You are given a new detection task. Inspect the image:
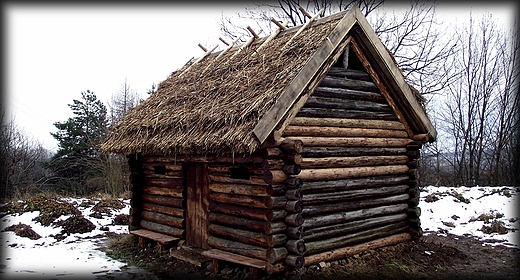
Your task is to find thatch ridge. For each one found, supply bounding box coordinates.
[101,15,341,156]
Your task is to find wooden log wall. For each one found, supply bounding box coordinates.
[260,138,306,269]
[128,154,185,238]
[406,141,422,237]
[281,61,415,265]
[206,158,289,274]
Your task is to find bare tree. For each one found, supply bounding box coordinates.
[440,12,518,186]
[108,78,141,126]
[1,114,52,200]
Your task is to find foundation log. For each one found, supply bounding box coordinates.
[207,236,269,261]
[304,233,412,266]
[304,221,408,255]
[303,213,408,241]
[285,255,305,269]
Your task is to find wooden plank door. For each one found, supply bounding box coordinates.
[185,163,209,249]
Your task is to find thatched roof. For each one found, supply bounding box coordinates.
[101,7,436,156]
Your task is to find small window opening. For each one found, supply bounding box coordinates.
[154,165,167,175]
[230,166,250,180]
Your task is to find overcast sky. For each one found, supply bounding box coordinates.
[3,2,516,152]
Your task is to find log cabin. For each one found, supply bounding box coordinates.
[101,6,436,274]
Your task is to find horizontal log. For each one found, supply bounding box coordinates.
[209,213,286,234]
[303,213,408,241]
[300,155,409,169]
[302,203,408,229]
[326,67,372,81]
[305,96,392,112]
[304,221,408,255]
[301,174,409,194]
[285,189,302,201]
[283,153,303,165]
[267,247,289,264]
[319,76,379,92]
[290,117,405,130]
[142,187,184,198]
[207,236,269,262]
[284,177,303,189]
[287,137,413,148]
[279,139,303,154]
[297,165,409,182]
[285,200,303,213]
[301,147,407,158]
[304,233,412,266]
[285,213,304,226]
[144,177,184,189]
[140,220,184,238]
[282,165,301,175]
[268,185,287,196]
[209,202,287,221]
[209,183,267,196]
[407,207,421,218]
[264,170,288,185]
[296,108,399,120]
[141,203,184,218]
[209,193,287,209]
[208,223,287,248]
[260,148,283,159]
[302,185,409,205]
[302,193,410,217]
[286,239,306,255]
[209,174,267,185]
[286,226,304,240]
[313,86,385,102]
[285,255,305,269]
[141,210,184,229]
[283,126,408,138]
[262,159,285,170]
[142,194,184,208]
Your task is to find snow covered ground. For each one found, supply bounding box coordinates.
[0,186,518,279]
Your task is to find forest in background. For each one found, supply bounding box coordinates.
[1,0,519,202]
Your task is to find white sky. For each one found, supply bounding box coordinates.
[3,2,516,152]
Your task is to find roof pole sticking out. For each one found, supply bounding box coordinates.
[298,6,313,19]
[228,27,263,61]
[203,36,242,72]
[280,7,325,54]
[252,18,289,56]
[178,43,219,77]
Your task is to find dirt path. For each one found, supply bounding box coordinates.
[99,232,520,279]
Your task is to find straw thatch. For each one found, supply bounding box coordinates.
[101,15,342,156]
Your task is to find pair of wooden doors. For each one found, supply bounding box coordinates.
[185,163,209,249]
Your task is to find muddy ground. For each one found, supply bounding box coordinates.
[98,231,520,280]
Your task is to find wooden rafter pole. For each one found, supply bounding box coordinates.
[229,27,263,60]
[280,8,325,53]
[178,43,219,77]
[252,19,289,56]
